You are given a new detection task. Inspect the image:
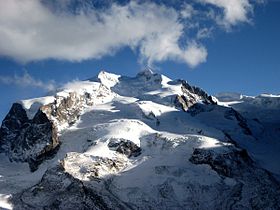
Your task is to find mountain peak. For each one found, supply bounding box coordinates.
[97,70,120,88]
[137,67,154,76]
[1,70,280,209]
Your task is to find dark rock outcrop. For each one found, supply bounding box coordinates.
[224,108,252,135]
[189,147,253,177]
[189,147,280,209]
[0,89,103,171]
[41,91,94,127]
[11,165,129,210]
[12,145,280,210]
[186,103,215,116]
[0,103,29,153]
[174,80,216,111]
[0,103,58,171]
[187,103,256,139]
[108,138,141,158]
[181,81,217,105]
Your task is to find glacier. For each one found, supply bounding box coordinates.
[0,70,280,209]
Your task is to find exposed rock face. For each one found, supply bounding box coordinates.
[0,71,218,172]
[42,91,94,128]
[11,165,129,210]
[62,152,128,181]
[174,80,217,111]
[1,71,280,210]
[0,86,110,171]
[181,81,216,105]
[224,108,252,135]
[0,103,58,171]
[108,138,142,158]
[11,145,280,210]
[189,147,280,209]
[189,147,253,177]
[187,103,254,139]
[186,103,214,116]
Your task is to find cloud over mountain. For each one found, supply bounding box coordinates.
[0,0,255,67]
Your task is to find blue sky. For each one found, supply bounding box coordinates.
[0,0,279,121]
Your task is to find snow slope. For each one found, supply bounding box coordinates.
[1,71,280,209]
[216,92,280,177]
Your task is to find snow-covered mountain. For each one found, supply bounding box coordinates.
[0,70,280,209]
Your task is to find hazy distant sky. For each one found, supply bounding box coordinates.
[0,0,279,121]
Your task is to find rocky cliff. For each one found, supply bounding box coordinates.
[1,70,280,210]
[0,70,216,171]
[0,81,112,171]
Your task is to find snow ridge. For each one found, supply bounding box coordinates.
[1,70,280,210]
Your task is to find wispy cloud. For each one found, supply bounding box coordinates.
[0,72,56,91]
[201,0,252,29]
[0,0,256,68]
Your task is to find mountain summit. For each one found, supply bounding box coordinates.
[0,71,280,209]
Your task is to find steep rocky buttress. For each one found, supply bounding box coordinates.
[1,70,280,210]
[0,84,111,171]
[0,71,215,171]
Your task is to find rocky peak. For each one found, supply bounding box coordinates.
[174,80,217,111]
[0,78,114,171]
[0,103,29,152]
[136,68,162,83]
[0,70,216,171]
[1,70,280,210]
[136,68,154,77]
[0,102,58,171]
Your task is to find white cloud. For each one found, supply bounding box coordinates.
[196,27,213,40]
[180,4,195,19]
[0,0,256,68]
[0,0,208,68]
[182,43,208,68]
[0,72,55,91]
[201,0,252,28]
